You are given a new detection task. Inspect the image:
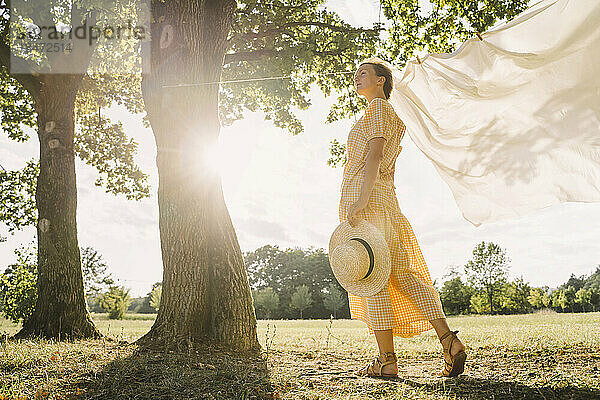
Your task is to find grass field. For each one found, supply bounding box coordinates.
[1,310,599,399]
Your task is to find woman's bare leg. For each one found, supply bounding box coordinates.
[374,329,394,355]
[373,329,398,375]
[430,318,466,357]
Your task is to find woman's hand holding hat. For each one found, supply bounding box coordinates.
[347,197,368,227]
[328,219,391,297]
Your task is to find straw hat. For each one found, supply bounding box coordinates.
[328,220,391,297]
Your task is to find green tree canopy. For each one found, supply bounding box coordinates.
[0,5,151,226]
[559,273,587,292]
[100,286,132,320]
[583,266,600,291]
[469,291,489,315]
[499,277,531,314]
[0,244,115,319]
[81,246,115,299]
[551,287,576,313]
[440,276,474,316]
[290,285,313,319]
[575,288,592,313]
[322,283,345,318]
[0,159,38,234]
[149,284,162,312]
[381,0,531,64]
[589,287,600,312]
[252,287,280,319]
[0,243,37,323]
[244,245,348,319]
[464,241,510,314]
[527,287,551,309]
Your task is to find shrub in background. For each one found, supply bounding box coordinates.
[100,286,131,320]
[0,244,37,323]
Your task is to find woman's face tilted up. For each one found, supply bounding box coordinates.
[353,64,385,98]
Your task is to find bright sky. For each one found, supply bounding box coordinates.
[1,0,599,297]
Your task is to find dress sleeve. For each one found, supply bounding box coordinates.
[363,98,393,142]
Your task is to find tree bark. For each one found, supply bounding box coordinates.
[137,0,259,352]
[15,74,100,339]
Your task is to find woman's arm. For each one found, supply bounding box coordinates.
[347,137,386,226]
[358,137,385,203]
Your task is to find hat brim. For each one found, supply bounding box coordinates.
[329,220,391,297]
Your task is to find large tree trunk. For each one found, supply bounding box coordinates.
[15,74,100,339]
[137,0,259,351]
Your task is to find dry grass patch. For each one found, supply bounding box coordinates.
[0,312,599,399]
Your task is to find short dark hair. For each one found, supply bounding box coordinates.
[359,61,393,99]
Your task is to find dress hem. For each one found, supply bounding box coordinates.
[350,315,439,338]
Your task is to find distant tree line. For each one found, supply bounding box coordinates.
[0,243,163,322]
[2,241,599,322]
[244,245,349,319]
[244,241,600,319]
[439,242,600,315]
[440,269,600,315]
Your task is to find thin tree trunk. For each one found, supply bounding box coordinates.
[137,0,258,352]
[15,74,100,339]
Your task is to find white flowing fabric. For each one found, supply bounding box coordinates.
[388,0,600,227]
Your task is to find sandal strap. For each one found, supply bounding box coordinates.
[438,331,467,377]
[363,357,383,376]
[443,362,453,375]
[361,352,397,377]
[375,352,397,374]
[441,331,459,354]
[439,329,459,343]
[380,352,397,365]
[373,357,383,376]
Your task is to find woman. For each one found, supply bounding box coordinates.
[340,57,467,378]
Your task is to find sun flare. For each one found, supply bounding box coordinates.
[198,138,229,178]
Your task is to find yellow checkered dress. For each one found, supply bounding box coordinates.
[339,97,446,337]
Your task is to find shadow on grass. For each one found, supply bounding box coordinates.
[394,375,600,400]
[76,343,275,400]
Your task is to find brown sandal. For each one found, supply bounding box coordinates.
[356,352,398,378]
[439,330,467,377]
